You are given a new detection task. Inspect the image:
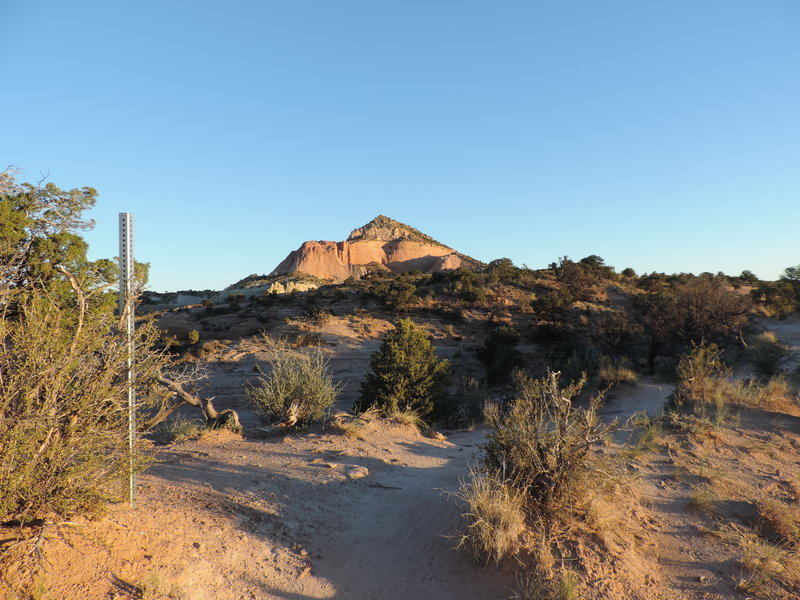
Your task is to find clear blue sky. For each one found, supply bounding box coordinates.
[3,1,798,291]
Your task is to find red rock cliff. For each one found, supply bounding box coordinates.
[271,215,479,280]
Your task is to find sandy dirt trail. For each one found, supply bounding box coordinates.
[287,428,510,600]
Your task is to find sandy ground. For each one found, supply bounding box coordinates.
[36,422,513,600]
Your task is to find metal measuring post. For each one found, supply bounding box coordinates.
[119,213,136,507]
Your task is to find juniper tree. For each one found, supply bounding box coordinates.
[356,318,450,420]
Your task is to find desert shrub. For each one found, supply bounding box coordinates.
[456,468,526,565]
[548,343,600,385]
[485,257,516,284]
[597,355,637,388]
[355,318,450,420]
[187,329,200,345]
[531,287,573,323]
[531,322,568,343]
[547,255,614,301]
[446,376,488,428]
[367,276,418,312]
[0,295,165,524]
[457,370,615,569]
[247,344,341,428]
[750,331,787,378]
[593,311,635,355]
[671,342,730,414]
[196,339,227,358]
[459,279,487,303]
[0,175,169,525]
[292,331,323,347]
[752,280,800,319]
[439,267,488,302]
[477,325,523,385]
[304,305,333,326]
[673,278,751,345]
[482,370,612,511]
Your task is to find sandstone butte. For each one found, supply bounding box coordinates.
[270,215,482,281]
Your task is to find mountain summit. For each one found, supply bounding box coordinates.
[346,215,444,244]
[271,216,480,280]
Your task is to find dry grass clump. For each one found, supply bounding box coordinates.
[598,355,637,388]
[330,406,384,439]
[623,412,664,457]
[511,568,581,600]
[389,408,429,433]
[448,376,486,428]
[456,468,526,565]
[159,415,205,442]
[708,376,795,412]
[736,532,800,594]
[511,569,552,600]
[752,377,796,412]
[195,339,227,358]
[672,342,797,424]
[329,412,367,439]
[687,485,717,514]
[757,496,800,548]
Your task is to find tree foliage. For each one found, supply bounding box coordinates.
[356,318,450,419]
[0,172,169,524]
[550,256,615,301]
[367,274,419,312]
[477,325,523,385]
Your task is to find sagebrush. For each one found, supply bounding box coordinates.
[247,340,341,427]
[482,369,612,511]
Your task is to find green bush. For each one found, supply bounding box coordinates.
[367,275,419,312]
[531,287,574,323]
[356,318,450,420]
[477,325,523,385]
[247,344,341,428]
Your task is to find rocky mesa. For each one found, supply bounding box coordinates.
[271,215,481,280]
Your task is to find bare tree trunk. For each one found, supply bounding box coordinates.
[154,375,241,432]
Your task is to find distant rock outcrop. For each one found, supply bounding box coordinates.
[271,215,481,280]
